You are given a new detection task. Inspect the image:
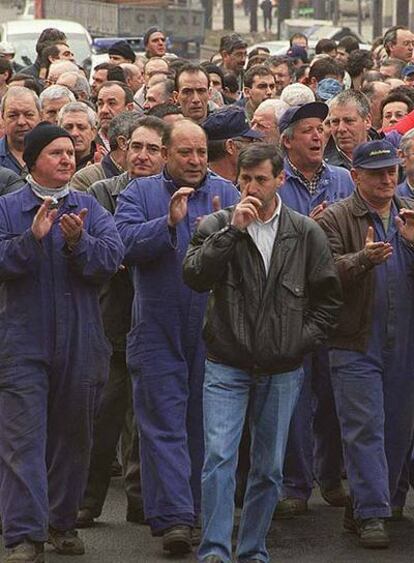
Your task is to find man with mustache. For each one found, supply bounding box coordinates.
[0,87,41,175]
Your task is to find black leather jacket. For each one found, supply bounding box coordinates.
[183,204,342,375]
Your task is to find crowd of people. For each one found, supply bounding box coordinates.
[0,20,414,563]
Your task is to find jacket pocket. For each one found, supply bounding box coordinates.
[280,279,308,360]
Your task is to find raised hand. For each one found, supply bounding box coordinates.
[168,187,195,227]
[60,208,88,248]
[364,226,393,265]
[395,208,414,243]
[231,196,262,230]
[310,200,328,221]
[31,197,58,241]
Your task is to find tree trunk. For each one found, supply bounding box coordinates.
[249,0,258,32]
[396,0,409,25]
[223,0,234,30]
[372,0,383,40]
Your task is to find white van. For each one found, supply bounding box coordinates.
[0,19,92,68]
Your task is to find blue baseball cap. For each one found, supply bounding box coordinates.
[352,140,400,169]
[278,101,328,134]
[402,64,414,77]
[202,106,263,141]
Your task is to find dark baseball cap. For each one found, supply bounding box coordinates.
[278,101,329,134]
[352,140,400,169]
[202,106,263,141]
[402,63,414,77]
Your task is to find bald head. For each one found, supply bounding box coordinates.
[48,61,80,84]
[163,119,208,187]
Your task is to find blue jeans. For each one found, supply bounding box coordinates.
[198,360,303,563]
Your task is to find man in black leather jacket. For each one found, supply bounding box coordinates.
[183,143,342,563]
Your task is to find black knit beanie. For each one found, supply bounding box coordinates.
[108,40,136,63]
[23,121,73,171]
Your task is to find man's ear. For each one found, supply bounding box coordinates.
[126,102,134,112]
[350,167,359,186]
[243,86,251,100]
[225,138,236,156]
[275,169,285,189]
[173,90,179,103]
[161,145,168,162]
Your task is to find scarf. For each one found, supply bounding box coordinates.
[27,174,70,205]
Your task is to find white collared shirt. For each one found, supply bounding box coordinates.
[247,195,281,275]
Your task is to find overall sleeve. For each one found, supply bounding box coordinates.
[114,183,177,264]
[65,198,124,285]
[0,202,44,280]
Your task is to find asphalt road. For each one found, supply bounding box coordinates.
[2,478,414,562]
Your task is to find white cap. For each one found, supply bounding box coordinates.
[0,42,15,55]
[280,83,315,107]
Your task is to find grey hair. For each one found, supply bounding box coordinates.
[57,101,97,128]
[108,110,144,150]
[255,99,289,123]
[58,102,98,128]
[59,72,91,97]
[1,86,40,116]
[399,129,414,154]
[280,123,297,154]
[39,85,75,108]
[328,89,371,119]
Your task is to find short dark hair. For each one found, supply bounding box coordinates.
[208,139,228,162]
[246,54,270,70]
[223,72,239,93]
[380,92,413,117]
[315,39,337,55]
[147,103,183,119]
[266,56,295,78]
[219,33,248,54]
[388,85,414,105]
[0,58,12,82]
[35,28,67,55]
[107,66,126,82]
[244,64,274,88]
[249,46,271,58]
[289,32,307,47]
[237,144,284,179]
[8,73,42,95]
[95,62,117,72]
[347,50,374,78]
[201,62,225,85]
[174,63,209,92]
[337,35,360,53]
[128,115,168,140]
[309,58,342,82]
[98,80,133,104]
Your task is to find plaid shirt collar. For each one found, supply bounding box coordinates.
[287,158,326,195]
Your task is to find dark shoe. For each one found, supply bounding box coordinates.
[202,557,224,563]
[3,541,44,562]
[358,518,390,549]
[126,505,146,525]
[320,483,347,507]
[389,506,404,521]
[76,508,96,528]
[343,500,389,549]
[162,525,192,555]
[273,497,308,519]
[48,528,85,555]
